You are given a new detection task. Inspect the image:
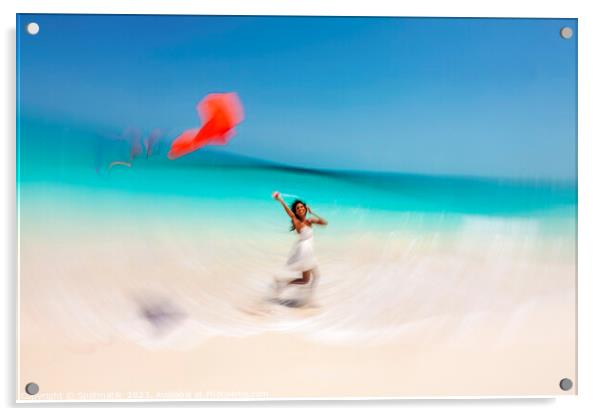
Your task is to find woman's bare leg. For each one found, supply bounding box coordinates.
[288,270,311,285]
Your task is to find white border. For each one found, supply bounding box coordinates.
[3,0,601,413]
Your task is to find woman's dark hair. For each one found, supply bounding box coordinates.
[290,199,307,231]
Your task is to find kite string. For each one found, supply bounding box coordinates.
[272,191,302,200]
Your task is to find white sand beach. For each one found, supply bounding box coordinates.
[17,200,576,399]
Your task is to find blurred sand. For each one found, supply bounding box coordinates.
[18,207,576,400]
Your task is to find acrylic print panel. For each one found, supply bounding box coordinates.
[16,14,577,400]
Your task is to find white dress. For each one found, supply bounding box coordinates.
[286,226,318,272]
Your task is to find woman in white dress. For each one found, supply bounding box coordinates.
[273,193,327,289]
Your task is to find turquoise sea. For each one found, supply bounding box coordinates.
[18,116,576,238]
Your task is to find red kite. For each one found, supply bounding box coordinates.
[167,93,244,160]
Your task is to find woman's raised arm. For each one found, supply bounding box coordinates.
[274,193,297,222]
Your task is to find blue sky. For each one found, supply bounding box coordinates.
[18,15,577,179]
